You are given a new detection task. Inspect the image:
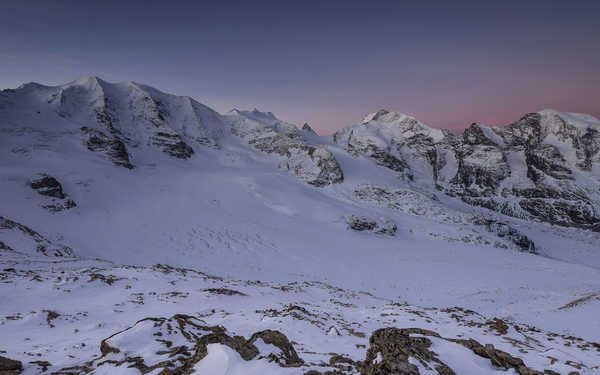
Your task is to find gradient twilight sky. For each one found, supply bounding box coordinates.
[1,1,599,134]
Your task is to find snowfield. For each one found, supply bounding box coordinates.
[0,77,599,374]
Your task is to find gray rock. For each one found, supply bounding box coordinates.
[345,215,397,236]
[29,174,77,212]
[29,174,65,199]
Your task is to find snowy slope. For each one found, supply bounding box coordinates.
[1,77,599,374]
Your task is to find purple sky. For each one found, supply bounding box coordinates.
[1,1,599,134]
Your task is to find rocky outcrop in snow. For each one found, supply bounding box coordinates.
[68,314,303,373]
[0,216,74,256]
[345,214,397,236]
[0,355,22,374]
[471,218,536,253]
[29,174,66,199]
[81,126,133,168]
[29,174,77,212]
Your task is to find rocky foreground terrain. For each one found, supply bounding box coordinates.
[1,77,599,374]
[1,253,598,375]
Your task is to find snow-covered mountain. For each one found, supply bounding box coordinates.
[1,77,599,374]
[333,109,600,231]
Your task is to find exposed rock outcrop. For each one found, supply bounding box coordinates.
[81,126,133,168]
[248,329,304,367]
[66,314,303,374]
[345,215,397,236]
[29,174,65,199]
[150,130,194,159]
[0,215,74,257]
[472,218,536,253]
[29,174,77,212]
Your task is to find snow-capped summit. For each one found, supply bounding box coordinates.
[361,109,409,124]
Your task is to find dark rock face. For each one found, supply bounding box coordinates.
[452,124,510,197]
[346,215,397,236]
[335,110,600,232]
[151,131,194,159]
[0,356,22,375]
[518,199,599,229]
[29,175,65,199]
[81,126,133,168]
[29,174,77,212]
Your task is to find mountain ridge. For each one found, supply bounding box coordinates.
[2,77,599,231]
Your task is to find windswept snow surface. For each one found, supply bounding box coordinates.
[1,78,599,374]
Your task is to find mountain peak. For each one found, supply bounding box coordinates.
[302,123,317,134]
[361,109,414,124]
[66,76,107,87]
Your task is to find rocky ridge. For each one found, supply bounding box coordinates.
[333,109,600,231]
